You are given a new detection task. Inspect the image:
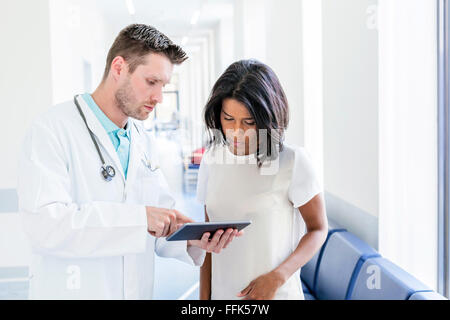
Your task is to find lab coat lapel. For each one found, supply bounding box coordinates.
[125,120,144,189]
[75,95,126,183]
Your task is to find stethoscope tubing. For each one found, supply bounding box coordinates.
[74,95,116,181]
[73,95,159,181]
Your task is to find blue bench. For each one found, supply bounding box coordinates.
[300,220,447,300]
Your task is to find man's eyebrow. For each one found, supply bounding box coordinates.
[147,76,169,84]
[147,76,162,82]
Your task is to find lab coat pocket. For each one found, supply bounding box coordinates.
[139,167,161,206]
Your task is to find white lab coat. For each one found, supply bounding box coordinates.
[17,96,205,299]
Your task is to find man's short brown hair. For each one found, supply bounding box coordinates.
[102,24,188,80]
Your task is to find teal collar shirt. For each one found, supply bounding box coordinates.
[82,93,131,179]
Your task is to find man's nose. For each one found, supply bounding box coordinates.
[151,89,163,104]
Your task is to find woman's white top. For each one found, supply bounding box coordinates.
[196,143,323,300]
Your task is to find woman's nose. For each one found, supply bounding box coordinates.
[232,125,243,136]
[232,122,245,133]
[231,128,249,141]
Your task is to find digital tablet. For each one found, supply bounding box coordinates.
[166,220,251,241]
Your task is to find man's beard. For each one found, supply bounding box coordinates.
[115,79,147,121]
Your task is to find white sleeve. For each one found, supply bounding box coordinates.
[288,146,323,208]
[154,238,206,266]
[195,155,209,204]
[17,119,148,258]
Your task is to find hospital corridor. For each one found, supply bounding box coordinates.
[0,0,449,303]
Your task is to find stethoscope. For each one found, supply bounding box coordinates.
[73,95,159,182]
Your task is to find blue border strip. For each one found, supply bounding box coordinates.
[344,253,381,300]
[312,228,346,293]
[437,0,450,298]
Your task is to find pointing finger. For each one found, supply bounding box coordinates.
[173,210,194,224]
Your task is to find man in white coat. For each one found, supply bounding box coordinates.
[17,24,241,299]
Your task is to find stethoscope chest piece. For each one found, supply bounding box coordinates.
[101,164,115,181]
[74,95,118,182]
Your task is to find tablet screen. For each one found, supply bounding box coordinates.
[166,221,251,241]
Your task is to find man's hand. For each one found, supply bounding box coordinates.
[187,228,244,254]
[145,206,193,238]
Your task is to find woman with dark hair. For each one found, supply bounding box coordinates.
[197,59,328,300]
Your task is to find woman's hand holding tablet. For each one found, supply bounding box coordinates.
[167,221,250,254]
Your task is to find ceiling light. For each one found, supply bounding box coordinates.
[125,0,135,16]
[190,10,200,25]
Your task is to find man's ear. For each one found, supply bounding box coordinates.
[110,56,127,81]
